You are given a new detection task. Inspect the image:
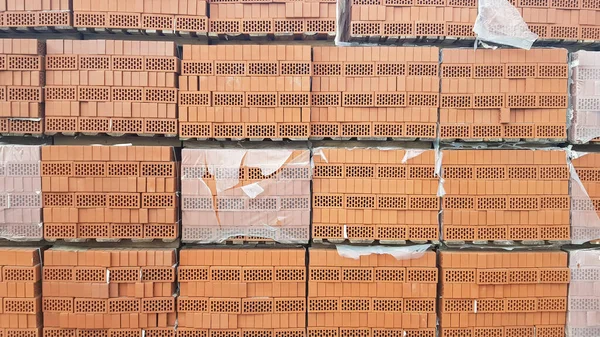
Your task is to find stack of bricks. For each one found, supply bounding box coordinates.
[177,247,306,337]
[308,246,437,337]
[441,149,570,242]
[570,153,600,242]
[181,147,311,243]
[312,147,439,242]
[179,45,311,140]
[0,247,43,337]
[72,0,208,33]
[42,247,177,337]
[44,40,179,136]
[0,145,43,240]
[440,48,568,142]
[311,46,438,140]
[208,0,335,37]
[439,250,569,337]
[348,0,476,41]
[567,248,600,337]
[518,2,600,41]
[0,38,44,135]
[41,145,179,241]
[0,0,70,28]
[569,51,600,143]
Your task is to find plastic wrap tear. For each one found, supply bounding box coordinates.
[336,244,431,260]
[473,0,538,49]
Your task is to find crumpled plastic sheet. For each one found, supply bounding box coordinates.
[0,145,43,241]
[473,0,538,49]
[569,51,600,144]
[336,244,431,260]
[567,248,600,337]
[181,145,311,244]
[569,149,600,244]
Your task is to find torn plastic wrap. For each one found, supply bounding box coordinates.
[336,244,431,260]
[569,151,600,244]
[181,145,311,244]
[569,51,600,144]
[473,0,538,49]
[312,145,440,243]
[567,248,600,337]
[0,145,42,241]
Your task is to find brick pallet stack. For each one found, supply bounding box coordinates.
[179,45,311,140]
[41,145,178,241]
[44,39,178,136]
[440,48,568,142]
[181,146,311,243]
[0,145,43,240]
[567,248,600,337]
[570,153,600,243]
[0,247,43,337]
[0,38,44,135]
[308,246,437,337]
[42,247,177,337]
[0,0,70,28]
[569,51,600,144]
[312,147,439,242]
[72,0,208,33]
[311,46,438,140]
[441,149,570,242]
[208,0,335,37]
[177,247,306,337]
[347,0,476,40]
[439,250,569,337]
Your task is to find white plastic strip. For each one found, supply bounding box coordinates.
[336,244,431,260]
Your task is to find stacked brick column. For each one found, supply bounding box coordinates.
[441,149,570,242]
[177,247,306,337]
[571,153,600,242]
[0,38,44,135]
[0,0,70,28]
[439,250,569,337]
[0,145,43,240]
[311,46,438,140]
[518,1,600,41]
[181,147,311,243]
[348,0,476,40]
[312,147,439,242]
[308,246,437,337]
[208,0,335,37]
[44,40,178,136]
[567,249,600,337]
[41,145,178,241]
[72,0,208,33]
[0,247,43,337]
[179,45,311,140]
[569,51,600,143]
[42,247,177,337]
[440,48,568,142]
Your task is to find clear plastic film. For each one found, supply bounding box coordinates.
[181,144,311,244]
[569,51,600,144]
[0,145,42,241]
[569,149,600,244]
[473,0,538,49]
[336,244,431,260]
[567,248,600,337]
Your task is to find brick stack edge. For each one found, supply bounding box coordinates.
[181,147,311,243]
[42,247,177,337]
[312,147,439,242]
[439,250,569,337]
[41,145,179,241]
[44,40,178,136]
[571,153,600,243]
[177,247,306,337]
[0,145,43,240]
[0,247,43,337]
[0,39,44,135]
[0,0,70,27]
